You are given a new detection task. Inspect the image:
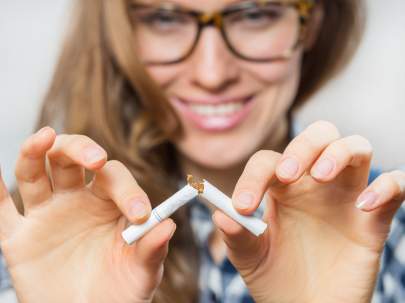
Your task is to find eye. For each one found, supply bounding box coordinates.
[138,10,189,32]
[229,6,284,28]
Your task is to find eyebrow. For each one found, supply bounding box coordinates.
[131,0,255,12]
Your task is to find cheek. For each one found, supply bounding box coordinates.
[144,64,186,89]
[240,50,303,83]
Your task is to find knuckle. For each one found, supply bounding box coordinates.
[294,123,340,154]
[15,166,43,183]
[379,172,392,182]
[55,134,93,149]
[55,134,69,143]
[309,120,340,137]
[120,187,148,206]
[248,150,280,168]
[390,170,405,178]
[65,135,95,151]
[49,135,106,164]
[48,134,69,154]
[332,136,372,168]
[252,149,279,161]
[324,140,350,161]
[103,160,136,182]
[292,133,319,153]
[104,160,126,172]
[20,135,44,158]
[348,135,373,153]
[71,134,96,145]
[380,172,401,194]
[389,170,405,191]
[238,150,280,189]
[20,140,35,157]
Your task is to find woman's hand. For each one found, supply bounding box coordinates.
[213,121,405,303]
[0,127,175,303]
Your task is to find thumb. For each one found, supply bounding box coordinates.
[121,218,176,299]
[212,210,269,274]
[132,218,176,273]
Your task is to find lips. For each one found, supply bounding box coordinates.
[170,95,255,132]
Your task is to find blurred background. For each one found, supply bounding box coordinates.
[1,0,405,192]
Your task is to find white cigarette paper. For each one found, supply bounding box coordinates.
[122,184,199,245]
[122,176,268,245]
[201,180,268,236]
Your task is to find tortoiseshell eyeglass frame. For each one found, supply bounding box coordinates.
[129,0,316,65]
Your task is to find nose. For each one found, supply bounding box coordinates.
[189,28,239,93]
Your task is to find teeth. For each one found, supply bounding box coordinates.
[189,102,244,116]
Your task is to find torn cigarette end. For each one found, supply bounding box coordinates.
[187,174,204,194]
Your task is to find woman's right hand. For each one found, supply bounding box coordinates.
[0,127,175,303]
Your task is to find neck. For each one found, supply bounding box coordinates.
[178,118,290,197]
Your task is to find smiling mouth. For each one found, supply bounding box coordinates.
[177,96,254,117]
[170,95,256,132]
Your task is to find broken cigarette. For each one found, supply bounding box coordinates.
[122,175,268,245]
[121,183,199,245]
[199,179,268,237]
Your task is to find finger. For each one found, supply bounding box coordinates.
[212,210,268,273]
[232,150,282,215]
[310,135,373,184]
[0,170,22,239]
[356,170,405,212]
[355,171,405,247]
[276,120,341,183]
[47,134,107,191]
[114,217,175,297]
[134,219,176,271]
[89,160,151,224]
[15,127,56,209]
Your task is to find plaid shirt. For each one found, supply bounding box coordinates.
[0,169,404,303]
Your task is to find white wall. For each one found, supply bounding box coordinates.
[295,0,405,170]
[0,0,71,189]
[1,0,405,191]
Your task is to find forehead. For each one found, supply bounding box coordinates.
[138,0,245,12]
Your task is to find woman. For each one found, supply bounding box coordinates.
[0,0,404,302]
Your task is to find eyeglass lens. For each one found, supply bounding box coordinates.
[130,2,300,64]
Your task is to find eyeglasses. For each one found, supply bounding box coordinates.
[129,0,316,65]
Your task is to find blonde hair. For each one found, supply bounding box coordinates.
[34,0,365,301]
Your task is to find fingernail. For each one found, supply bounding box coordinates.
[83,147,105,164]
[278,157,299,179]
[356,191,379,210]
[235,192,255,209]
[129,200,148,220]
[312,157,335,179]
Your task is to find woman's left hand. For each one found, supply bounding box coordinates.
[213,120,405,303]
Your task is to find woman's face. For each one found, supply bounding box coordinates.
[138,0,304,169]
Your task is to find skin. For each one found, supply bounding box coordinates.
[0,0,404,303]
[0,129,175,303]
